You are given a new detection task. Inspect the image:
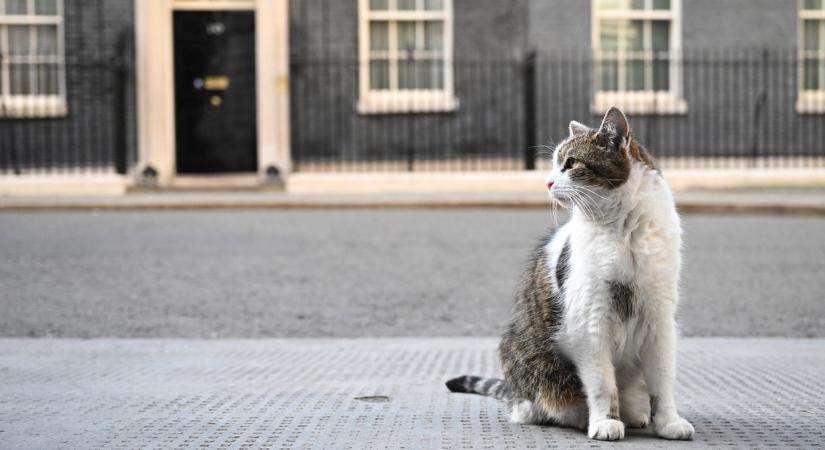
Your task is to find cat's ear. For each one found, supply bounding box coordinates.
[597,106,630,149]
[568,120,590,137]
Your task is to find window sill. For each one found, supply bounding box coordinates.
[0,97,68,118]
[591,92,687,115]
[796,93,825,114]
[357,92,459,115]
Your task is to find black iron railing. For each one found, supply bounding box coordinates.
[292,49,825,171]
[4,48,825,175]
[0,58,132,175]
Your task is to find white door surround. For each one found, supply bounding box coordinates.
[134,0,290,187]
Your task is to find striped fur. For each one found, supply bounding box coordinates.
[446,233,586,427]
[445,375,513,401]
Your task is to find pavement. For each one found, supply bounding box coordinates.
[1,187,825,215]
[1,337,823,449]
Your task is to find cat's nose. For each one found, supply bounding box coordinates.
[546,180,554,190]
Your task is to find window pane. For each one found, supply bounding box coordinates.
[399,59,415,88]
[36,63,59,95]
[4,0,28,14]
[8,25,31,56]
[630,0,645,10]
[598,59,619,91]
[397,0,416,10]
[626,20,644,52]
[369,22,389,51]
[424,0,443,10]
[426,59,444,89]
[424,21,443,51]
[653,60,669,90]
[10,64,32,94]
[804,20,819,51]
[369,60,389,89]
[652,21,669,91]
[626,59,645,90]
[36,26,58,56]
[398,59,442,89]
[35,0,58,15]
[804,59,819,90]
[651,20,669,52]
[652,0,670,10]
[599,20,620,52]
[397,21,417,52]
[804,0,823,10]
[369,0,388,10]
[410,59,442,89]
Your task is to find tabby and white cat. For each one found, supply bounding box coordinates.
[447,107,694,441]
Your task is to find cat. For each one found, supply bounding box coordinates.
[446,107,694,441]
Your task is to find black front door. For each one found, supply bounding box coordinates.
[174,11,257,174]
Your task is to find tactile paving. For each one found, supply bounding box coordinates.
[0,338,823,449]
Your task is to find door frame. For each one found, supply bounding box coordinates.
[134,0,290,186]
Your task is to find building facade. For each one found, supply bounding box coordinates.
[0,0,822,187]
[0,1,135,176]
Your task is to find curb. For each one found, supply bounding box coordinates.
[675,202,825,216]
[1,195,824,215]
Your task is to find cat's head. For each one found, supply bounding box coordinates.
[547,106,656,216]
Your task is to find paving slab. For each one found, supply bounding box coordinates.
[1,338,823,449]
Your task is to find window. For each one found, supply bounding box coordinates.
[799,0,825,113]
[358,0,457,114]
[591,0,685,114]
[0,0,65,117]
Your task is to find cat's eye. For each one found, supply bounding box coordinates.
[561,158,576,172]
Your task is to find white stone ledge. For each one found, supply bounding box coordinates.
[0,174,128,196]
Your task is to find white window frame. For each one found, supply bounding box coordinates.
[798,0,825,114]
[357,0,458,114]
[0,0,67,118]
[590,0,686,115]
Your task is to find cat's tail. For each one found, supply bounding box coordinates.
[445,375,512,401]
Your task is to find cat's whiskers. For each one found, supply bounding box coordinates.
[572,185,608,201]
[575,189,604,221]
[574,191,598,220]
[549,200,560,228]
[559,188,597,220]
[533,143,557,160]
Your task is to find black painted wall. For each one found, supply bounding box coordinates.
[0,0,136,174]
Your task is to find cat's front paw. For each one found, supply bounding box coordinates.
[588,418,625,441]
[654,417,694,440]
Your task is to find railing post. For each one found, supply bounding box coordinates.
[523,51,537,171]
[113,30,129,175]
[405,49,415,172]
[750,48,769,168]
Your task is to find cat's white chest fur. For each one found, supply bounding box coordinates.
[553,167,682,369]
